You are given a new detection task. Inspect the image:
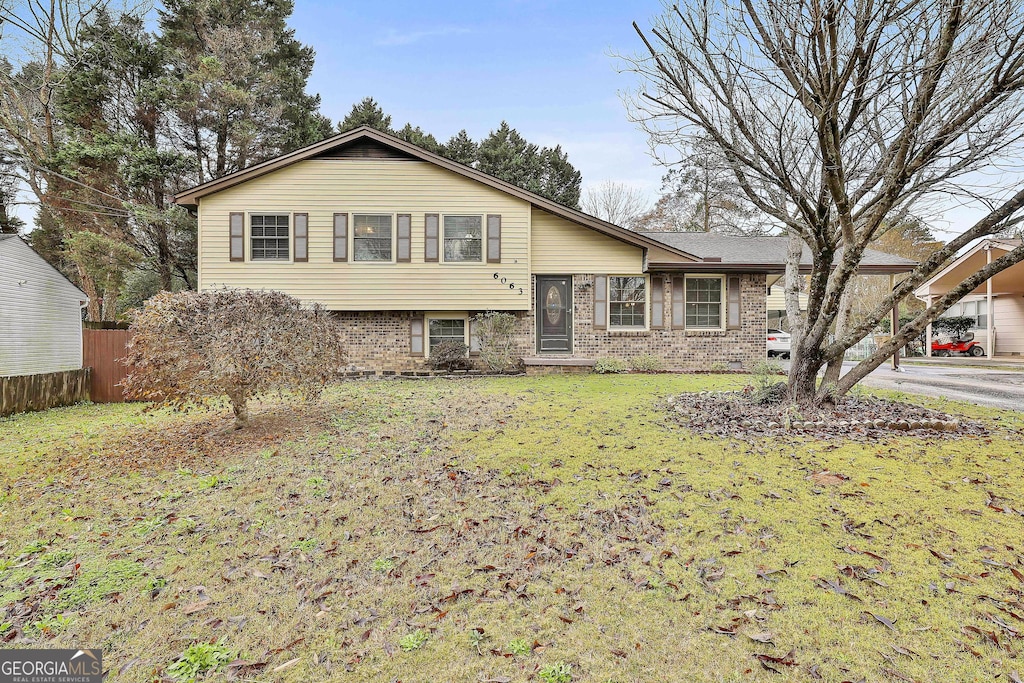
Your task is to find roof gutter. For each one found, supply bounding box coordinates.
[647,262,917,275]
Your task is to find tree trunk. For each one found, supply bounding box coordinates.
[789,343,823,403]
[78,268,102,321]
[229,390,249,429]
[820,284,856,394]
[215,114,229,178]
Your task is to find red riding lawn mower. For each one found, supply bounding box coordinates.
[931,331,985,357]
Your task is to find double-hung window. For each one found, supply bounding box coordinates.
[250,214,290,260]
[443,215,483,262]
[353,214,393,262]
[685,276,724,329]
[609,276,647,329]
[427,317,467,354]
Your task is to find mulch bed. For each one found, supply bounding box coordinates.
[668,390,989,439]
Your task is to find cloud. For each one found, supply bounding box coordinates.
[375,26,473,47]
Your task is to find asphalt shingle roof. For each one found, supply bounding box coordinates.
[640,232,918,270]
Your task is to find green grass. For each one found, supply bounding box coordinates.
[1,374,1022,682]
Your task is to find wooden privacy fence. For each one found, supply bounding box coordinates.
[83,327,133,403]
[1,368,91,417]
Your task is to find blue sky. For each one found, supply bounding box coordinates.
[289,0,670,204]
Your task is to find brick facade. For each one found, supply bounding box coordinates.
[334,273,767,372]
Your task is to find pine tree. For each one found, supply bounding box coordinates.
[338,97,393,133]
[393,123,441,154]
[477,122,581,208]
[440,129,478,165]
[159,0,331,181]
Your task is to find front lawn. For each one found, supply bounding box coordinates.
[1,375,1023,682]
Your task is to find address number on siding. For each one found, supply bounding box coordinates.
[493,272,524,295]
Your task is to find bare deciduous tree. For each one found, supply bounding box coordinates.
[123,289,346,429]
[625,0,1024,404]
[581,180,649,228]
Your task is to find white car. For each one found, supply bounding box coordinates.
[767,329,791,358]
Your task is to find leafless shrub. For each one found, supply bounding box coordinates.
[123,289,345,428]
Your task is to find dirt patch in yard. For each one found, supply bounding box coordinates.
[53,401,333,473]
[668,390,989,439]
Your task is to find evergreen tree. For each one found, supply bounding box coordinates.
[393,123,441,154]
[0,171,22,234]
[159,0,331,181]
[477,122,581,208]
[338,97,393,133]
[441,129,478,165]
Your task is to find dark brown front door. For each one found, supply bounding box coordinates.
[536,276,572,353]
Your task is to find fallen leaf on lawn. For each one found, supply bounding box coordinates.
[181,600,211,615]
[272,657,300,673]
[747,632,774,644]
[864,611,897,632]
[810,471,847,485]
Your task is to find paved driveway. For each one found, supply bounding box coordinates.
[779,359,1024,411]
[846,361,1024,411]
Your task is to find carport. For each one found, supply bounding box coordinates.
[914,238,1024,358]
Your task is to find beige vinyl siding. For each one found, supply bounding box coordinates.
[993,297,1024,354]
[766,287,808,313]
[530,208,643,273]
[0,238,85,376]
[198,159,531,311]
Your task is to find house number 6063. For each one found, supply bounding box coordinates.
[493,272,524,295]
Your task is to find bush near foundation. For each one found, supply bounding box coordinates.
[123,289,346,428]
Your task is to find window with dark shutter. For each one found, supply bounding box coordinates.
[672,277,685,329]
[424,213,439,262]
[486,214,501,263]
[593,275,607,330]
[651,276,664,328]
[410,318,424,356]
[397,214,412,263]
[229,212,244,261]
[294,213,308,262]
[333,213,348,262]
[727,275,741,330]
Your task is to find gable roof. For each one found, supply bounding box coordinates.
[0,234,88,300]
[640,232,918,274]
[914,237,1022,297]
[174,126,701,263]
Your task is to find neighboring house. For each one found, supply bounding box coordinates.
[765,286,808,331]
[915,238,1024,357]
[0,235,89,377]
[174,127,915,372]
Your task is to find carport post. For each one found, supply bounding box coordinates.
[986,245,994,359]
[925,296,933,357]
[891,274,900,370]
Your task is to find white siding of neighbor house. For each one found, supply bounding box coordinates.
[994,296,1024,355]
[198,158,533,311]
[0,237,86,376]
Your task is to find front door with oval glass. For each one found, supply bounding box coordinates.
[536,276,572,353]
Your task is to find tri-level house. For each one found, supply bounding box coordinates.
[175,126,914,372]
